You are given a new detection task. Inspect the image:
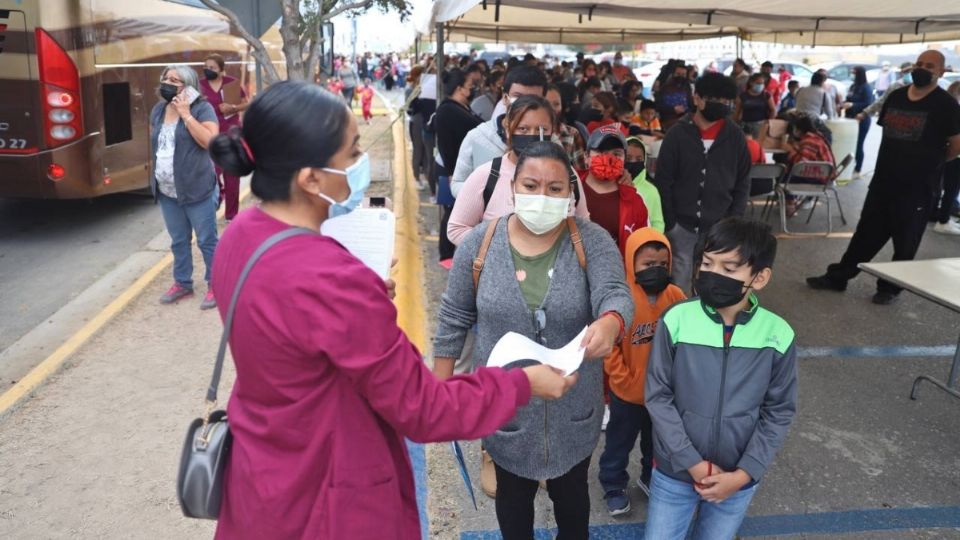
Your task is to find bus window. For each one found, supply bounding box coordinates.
[103,82,132,146]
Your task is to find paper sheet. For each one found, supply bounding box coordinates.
[486,326,588,376]
[320,208,395,279]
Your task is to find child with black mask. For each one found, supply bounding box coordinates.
[645,218,797,539]
[599,227,686,516]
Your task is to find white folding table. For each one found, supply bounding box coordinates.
[859,258,960,401]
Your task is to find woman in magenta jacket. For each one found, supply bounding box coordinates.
[207,81,576,539]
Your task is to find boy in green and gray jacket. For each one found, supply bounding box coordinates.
[644,218,798,539]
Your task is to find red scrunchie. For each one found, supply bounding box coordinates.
[589,153,624,182]
[239,137,256,164]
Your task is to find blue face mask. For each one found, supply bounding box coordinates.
[751,83,764,93]
[319,152,371,218]
[902,72,913,85]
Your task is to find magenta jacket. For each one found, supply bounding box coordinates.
[211,208,531,539]
[199,74,247,130]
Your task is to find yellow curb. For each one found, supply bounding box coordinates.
[0,187,252,418]
[351,108,391,116]
[390,112,428,353]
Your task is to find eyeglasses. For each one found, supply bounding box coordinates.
[533,309,547,345]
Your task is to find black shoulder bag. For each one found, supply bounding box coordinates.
[177,227,315,519]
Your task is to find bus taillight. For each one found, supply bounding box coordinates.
[35,29,83,149]
[47,163,66,181]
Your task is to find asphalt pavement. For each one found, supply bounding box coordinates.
[0,194,167,384]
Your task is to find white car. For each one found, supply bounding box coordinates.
[813,62,883,96]
[634,61,668,98]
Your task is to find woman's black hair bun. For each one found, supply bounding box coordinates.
[209,126,255,177]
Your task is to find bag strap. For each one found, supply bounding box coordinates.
[566,217,587,270]
[472,217,501,297]
[206,227,316,404]
[482,157,503,211]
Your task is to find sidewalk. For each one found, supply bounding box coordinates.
[0,94,400,538]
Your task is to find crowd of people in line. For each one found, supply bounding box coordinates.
[146,45,959,540]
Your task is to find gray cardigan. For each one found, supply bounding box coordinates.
[434,217,634,480]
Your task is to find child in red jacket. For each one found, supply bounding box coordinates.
[578,125,650,255]
[358,79,375,124]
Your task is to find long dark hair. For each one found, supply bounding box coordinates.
[852,66,868,87]
[209,81,351,202]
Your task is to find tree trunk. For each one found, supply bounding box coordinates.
[280,0,308,81]
[197,0,282,84]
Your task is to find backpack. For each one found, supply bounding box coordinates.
[472,217,587,298]
[482,157,582,211]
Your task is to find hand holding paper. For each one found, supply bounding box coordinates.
[486,327,588,376]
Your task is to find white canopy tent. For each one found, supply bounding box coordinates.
[423,0,960,46]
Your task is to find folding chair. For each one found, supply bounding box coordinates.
[747,163,786,220]
[804,154,852,227]
[833,153,855,186]
[777,161,846,235]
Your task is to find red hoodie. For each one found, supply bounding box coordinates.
[578,170,649,255]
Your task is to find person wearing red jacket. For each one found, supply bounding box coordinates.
[579,125,650,255]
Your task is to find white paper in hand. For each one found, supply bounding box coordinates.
[320,208,396,279]
[486,326,588,376]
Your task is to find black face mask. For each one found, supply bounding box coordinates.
[582,108,604,124]
[635,265,671,294]
[911,67,934,88]
[159,83,179,103]
[695,271,753,309]
[203,68,219,81]
[700,101,730,122]
[511,134,544,156]
[625,160,645,178]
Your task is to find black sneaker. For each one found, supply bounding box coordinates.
[604,490,631,516]
[872,291,899,305]
[806,275,847,292]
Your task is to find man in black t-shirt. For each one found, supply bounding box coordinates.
[807,50,960,304]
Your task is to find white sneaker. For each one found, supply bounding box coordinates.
[601,404,610,431]
[415,180,427,191]
[852,171,862,180]
[933,221,960,235]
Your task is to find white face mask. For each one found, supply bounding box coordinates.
[514,193,570,235]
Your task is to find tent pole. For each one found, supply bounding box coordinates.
[436,23,445,100]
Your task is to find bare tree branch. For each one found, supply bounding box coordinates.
[321,0,373,22]
[197,0,281,84]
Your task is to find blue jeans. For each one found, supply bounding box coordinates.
[644,468,757,540]
[598,393,653,493]
[158,191,219,289]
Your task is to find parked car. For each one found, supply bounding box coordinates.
[479,51,513,66]
[939,71,960,90]
[634,60,668,98]
[813,62,882,96]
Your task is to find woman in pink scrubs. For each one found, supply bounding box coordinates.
[207,81,576,539]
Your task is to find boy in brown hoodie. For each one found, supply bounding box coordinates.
[599,227,687,516]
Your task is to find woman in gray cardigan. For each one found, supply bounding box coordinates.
[434,141,634,539]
